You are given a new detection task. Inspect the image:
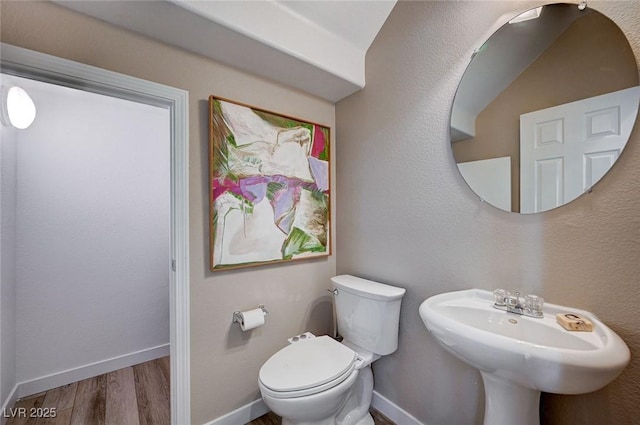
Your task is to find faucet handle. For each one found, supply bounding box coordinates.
[525,294,544,316]
[493,289,510,306]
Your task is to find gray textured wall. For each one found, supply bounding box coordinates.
[336,1,640,424]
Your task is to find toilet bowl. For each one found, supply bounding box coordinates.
[258,275,406,425]
[259,336,363,425]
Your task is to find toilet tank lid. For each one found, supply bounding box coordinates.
[331,275,406,301]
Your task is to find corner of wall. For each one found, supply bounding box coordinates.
[0,123,18,414]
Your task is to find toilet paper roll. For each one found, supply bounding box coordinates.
[239,308,265,331]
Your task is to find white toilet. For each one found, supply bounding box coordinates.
[258,274,406,425]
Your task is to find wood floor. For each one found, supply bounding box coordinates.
[8,357,394,425]
[248,408,396,425]
[6,357,170,425]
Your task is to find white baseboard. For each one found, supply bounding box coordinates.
[1,383,20,425]
[205,398,269,425]
[16,343,169,399]
[372,390,424,425]
[203,390,422,425]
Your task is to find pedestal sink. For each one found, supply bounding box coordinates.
[418,289,630,425]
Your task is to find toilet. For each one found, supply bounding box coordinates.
[258,274,406,425]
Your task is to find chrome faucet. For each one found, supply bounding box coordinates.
[506,291,525,315]
[493,289,544,318]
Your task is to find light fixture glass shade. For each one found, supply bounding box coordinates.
[508,6,543,24]
[1,86,37,130]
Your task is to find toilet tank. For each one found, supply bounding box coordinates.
[331,275,406,356]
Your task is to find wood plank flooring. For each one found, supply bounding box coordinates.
[6,357,169,425]
[248,408,396,425]
[9,357,394,425]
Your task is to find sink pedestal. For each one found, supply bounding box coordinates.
[481,372,540,425]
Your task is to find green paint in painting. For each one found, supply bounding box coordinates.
[318,127,330,161]
[212,99,239,181]
[266,182,286,201]
[282,227,325,259]
[254,110,306,130]
[226,133,237,147]
[301,122,313,135]
[228,191,254,212]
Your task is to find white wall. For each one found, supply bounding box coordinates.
[4,75,170,388]
[337,1,640,424]
[0,120,18,411]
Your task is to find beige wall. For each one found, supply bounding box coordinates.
[337,1,640,424]
[0,2,336,424]
[453,10,639,211]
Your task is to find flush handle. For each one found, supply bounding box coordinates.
[327,288,339,296]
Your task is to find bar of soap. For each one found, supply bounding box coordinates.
[556,313,593,332]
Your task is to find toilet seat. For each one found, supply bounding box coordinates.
[259,336,357,399]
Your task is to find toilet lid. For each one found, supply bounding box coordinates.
[259,336,356,393]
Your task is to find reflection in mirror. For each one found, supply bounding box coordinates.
[451,3,639,213]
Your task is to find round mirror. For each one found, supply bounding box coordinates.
[451,3,639,213]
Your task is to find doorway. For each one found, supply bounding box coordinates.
[0,44,190,425]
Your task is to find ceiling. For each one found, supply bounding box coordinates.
[451,4,585,141]
[54,0,397,102]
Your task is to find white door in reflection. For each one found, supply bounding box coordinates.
[520,86,640,213]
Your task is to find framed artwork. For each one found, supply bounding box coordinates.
[208,96,331,271]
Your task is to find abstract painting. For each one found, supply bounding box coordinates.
[208,96,331,271]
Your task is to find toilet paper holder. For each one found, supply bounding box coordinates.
[233,305,269,324]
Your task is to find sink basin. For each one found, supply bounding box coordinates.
[419,289,629,425]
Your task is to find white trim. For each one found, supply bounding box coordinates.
[0,43,191,425]
[16,344,170,398]
[201,391,424,425]
[1,384,19,425]
[52,0,373,102]
[204,398,269,425]
[372,390,424,425]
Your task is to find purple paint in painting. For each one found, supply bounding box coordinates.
[213,176,271,204]
[271,183,301,234]
[214,174,318,234]
[308,157,328,192]
[240,177,268,204]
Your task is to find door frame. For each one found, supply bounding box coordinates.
[0,43,191,425]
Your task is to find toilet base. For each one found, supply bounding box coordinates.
[263,366,375,425]
[282,418,334,425]
[354,413,375,425]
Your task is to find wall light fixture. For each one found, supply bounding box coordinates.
[1,85,37,130]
